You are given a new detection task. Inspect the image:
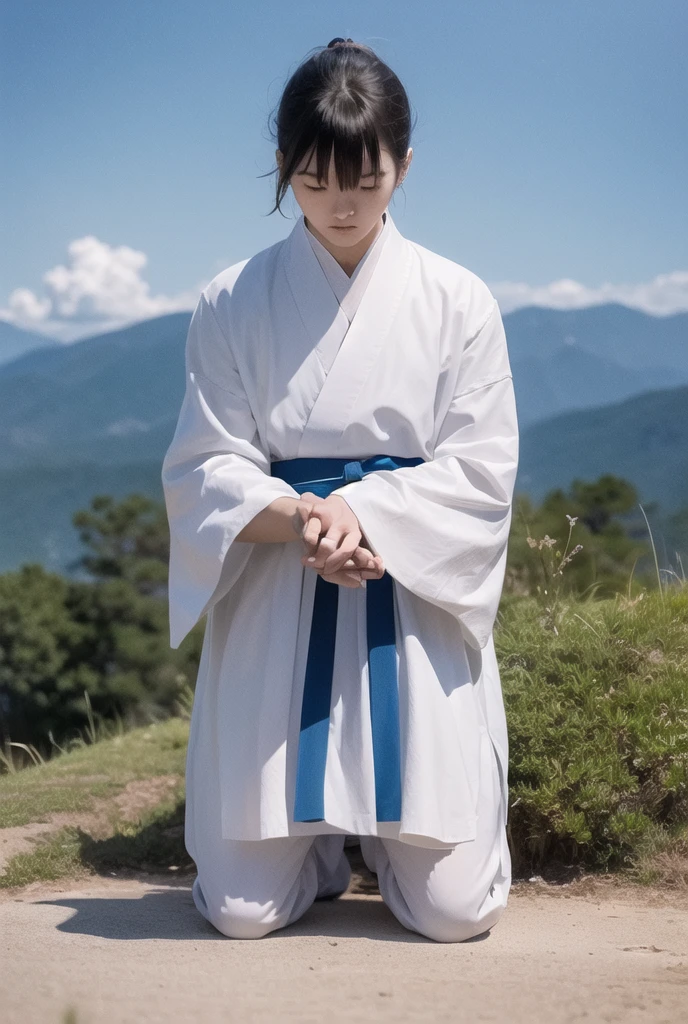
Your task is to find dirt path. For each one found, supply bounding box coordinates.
[2,873,687,1023]
[0,775,182,874]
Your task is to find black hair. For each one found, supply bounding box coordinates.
[264,38,416,216]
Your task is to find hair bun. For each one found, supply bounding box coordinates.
[327,37,354,48]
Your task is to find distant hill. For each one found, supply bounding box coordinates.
[0,319,61,369]
[517,384,688,513]
[0,303,686,573]
[511,346,678,428]
[505,304,688,427]
[504,303,688,371]
[0,313,189,470]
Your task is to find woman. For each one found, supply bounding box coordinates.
[162,37,519,943]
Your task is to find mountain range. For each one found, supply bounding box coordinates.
[0,302,685,573]
[0,319,61,369]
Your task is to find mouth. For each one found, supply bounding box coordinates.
[330,225,357,231]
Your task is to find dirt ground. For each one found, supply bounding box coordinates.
[0,775,183,873]
[1,872,687,1024]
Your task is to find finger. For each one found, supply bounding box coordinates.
[295,508,316,546]
[350,549,382,569]
[306,535,339,569]
[359,567,384,579]
[359,558,384,578]
[301,520,323,552]
[321,533,359,575]
[318,524,346,553]
[326,558,359,571]
[349,547,377,570]
[321,570,364,588]
[335,561,381,582]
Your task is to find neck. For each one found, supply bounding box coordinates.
[304,215,385,277]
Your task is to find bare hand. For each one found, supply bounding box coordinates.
[314,545,386,588]
[291,492,385,586]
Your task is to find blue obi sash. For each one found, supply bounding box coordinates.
[270,455,424,823]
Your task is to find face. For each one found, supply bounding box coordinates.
[278,143,412,250]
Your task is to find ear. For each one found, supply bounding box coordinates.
[397,148,413,186]
[275,148,283,170]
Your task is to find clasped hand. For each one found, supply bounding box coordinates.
[292,492,385,588]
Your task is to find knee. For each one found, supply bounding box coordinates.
[194,880,283,939]
[214,897,283,939]
[410,890,507,944]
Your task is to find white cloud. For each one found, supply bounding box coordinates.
[491,270,688,316]
[0,235,205,342]
[2,236,687,342]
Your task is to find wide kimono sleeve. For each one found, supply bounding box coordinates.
[161,289,300,649]
[331,296,519,653]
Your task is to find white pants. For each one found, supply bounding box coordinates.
[189,728,511,943]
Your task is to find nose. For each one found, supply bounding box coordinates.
[332,199,355,221]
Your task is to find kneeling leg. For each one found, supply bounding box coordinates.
[192,833,349,939]
[361,731,511,943]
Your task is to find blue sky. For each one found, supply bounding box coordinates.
[1,0,686,340]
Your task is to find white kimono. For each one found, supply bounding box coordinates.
[161,208,519,852]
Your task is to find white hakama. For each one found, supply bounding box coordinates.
[161,208,519,940]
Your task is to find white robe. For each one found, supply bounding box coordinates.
[161,208,519,851]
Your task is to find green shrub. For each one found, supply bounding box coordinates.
[497,586,688,875]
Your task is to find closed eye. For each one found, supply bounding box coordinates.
[304,183,382,192]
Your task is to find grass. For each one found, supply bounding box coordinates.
[0,713,189,828]
[0,713,192,889]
